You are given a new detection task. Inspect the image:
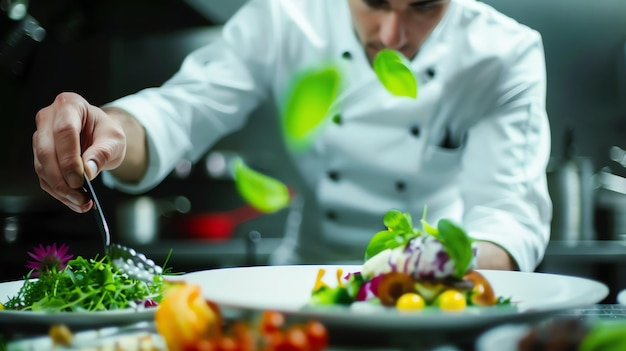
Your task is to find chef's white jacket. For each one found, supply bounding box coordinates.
[103,0,552,272]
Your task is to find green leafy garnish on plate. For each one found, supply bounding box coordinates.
[3,244,166,312]
[373,49,418,98]
[364,209,420,261]
[233,157,290,213]
[364,208,474,278]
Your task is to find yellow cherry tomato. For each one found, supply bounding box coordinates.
[396,293,426,311]
[436,290,467,311]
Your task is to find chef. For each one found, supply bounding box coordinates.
[32,0,552,272]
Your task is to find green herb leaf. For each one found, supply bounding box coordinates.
[580,320,626,351]
[373,49,418,98]
[233,157,290,213]
[437,219,474,278]
[364,230,398,261]
[283,65,341,151]
[4,255,165,313]
[364,209,420,261]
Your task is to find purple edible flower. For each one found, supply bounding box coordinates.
[25,243,73,277]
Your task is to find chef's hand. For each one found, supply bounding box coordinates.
[33,92,131,213]
[475,241,519,271]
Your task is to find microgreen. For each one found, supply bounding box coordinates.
[282,64,341,151]
[3,244,168,313]
[232,157,291,213]
[364,209,420,261]
[373,49,418,98]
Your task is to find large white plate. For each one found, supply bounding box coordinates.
[181,265,609,333]
[0,279,155,330]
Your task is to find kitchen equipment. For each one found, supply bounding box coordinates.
[547,129,595,241]
[179,204,263,241]
[82,174,162,283]
[116,195,190,245]
[594,169,626,241]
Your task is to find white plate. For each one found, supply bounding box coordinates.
[0,279,155,330]
[181,265,609,332]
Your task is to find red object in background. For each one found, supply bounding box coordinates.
[178,204,264,241]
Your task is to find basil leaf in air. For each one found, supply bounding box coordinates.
[373,49,418,98]
[437,219,474,278]
[233,158,290,213]
[282,65,341,151]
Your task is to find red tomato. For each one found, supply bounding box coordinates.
[261,311,286,333]
[304,321,328,351]
[261,330,285,351]
[216,336,240,351]
[195,339,217,351]
[275,327,309,351]
[231,322,255,351]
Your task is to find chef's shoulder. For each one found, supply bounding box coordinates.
[222,0,339,63]
[451,0,543,58]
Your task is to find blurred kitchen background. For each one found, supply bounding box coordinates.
[0,0,625,301]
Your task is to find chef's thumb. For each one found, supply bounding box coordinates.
[84,159,98,180]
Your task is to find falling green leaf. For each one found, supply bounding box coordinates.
[282,65,341,150]
[373,49,418,98]
[232,157,290,213]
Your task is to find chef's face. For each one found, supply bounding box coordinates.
[347,0,451,63]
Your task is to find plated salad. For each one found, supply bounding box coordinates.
[1,243,165,313]
[310,208,511,311]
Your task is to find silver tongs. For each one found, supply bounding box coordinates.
[82,174,163,283]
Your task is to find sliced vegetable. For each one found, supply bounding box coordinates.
[376,272,415,306]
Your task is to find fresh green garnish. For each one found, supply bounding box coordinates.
[436,220,474,279]
[4,256,164,312]
[364,209,420,261]
[310,272,364,306]
[364,208,474,278]
[282,64,341,151]
[232,157,291,213]
[373,49,418,98]
[580,320,626,351]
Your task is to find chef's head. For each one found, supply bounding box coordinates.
[347,0,451,63]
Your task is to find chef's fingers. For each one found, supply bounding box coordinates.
[33,136,92,213]
[80,105,127,179]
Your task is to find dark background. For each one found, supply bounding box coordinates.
[0,0,625,287]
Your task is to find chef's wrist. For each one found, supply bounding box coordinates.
[475,241,519,271]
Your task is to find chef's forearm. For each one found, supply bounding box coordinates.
[475,241,519,271]
[102,106,148,183]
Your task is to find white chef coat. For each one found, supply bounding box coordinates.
[103,0,552,272]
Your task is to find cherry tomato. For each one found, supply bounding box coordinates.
[216,335,240,351]
[231,322,255,351]
[261,311,286,333]
[304,320,329,351]
[396,292,426,311]
[377,272,415,306]
[194,339,217,351]
[436,290,467,311]
[276,326,309,351]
